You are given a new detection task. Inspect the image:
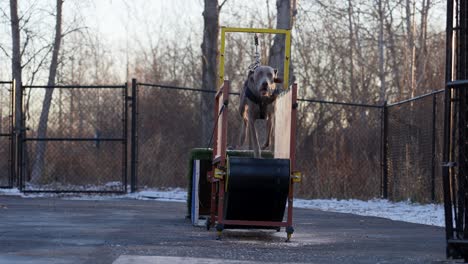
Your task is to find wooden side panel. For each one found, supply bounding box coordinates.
[214,81,229,166]
[274,89,292,159]
[215,92,224,159]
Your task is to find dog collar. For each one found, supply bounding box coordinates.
[245,87,278,119]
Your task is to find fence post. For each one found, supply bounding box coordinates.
[382,101,388,199]
[431,94,437,202]
[130,78,138,193]
[10,79,16,188]
[17,82,24,191]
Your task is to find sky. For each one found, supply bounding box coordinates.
[0,0,447,82]
[0,0,207,81]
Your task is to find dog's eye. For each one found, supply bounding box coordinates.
[257,71,263,77]
[267,73,273,79]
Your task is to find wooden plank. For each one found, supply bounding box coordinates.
[274,89,292,159]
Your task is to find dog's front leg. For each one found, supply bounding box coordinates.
[248,119,261,158]
[262,116,273,150]
[238,118,248,148]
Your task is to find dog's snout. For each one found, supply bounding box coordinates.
[261,81,268,90]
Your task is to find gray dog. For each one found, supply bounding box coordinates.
[238,66,282,158]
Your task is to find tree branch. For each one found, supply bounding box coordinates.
[219,0,228,12]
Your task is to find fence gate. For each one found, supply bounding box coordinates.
[0,81,14,188]
[20,84,128,193]
[133,82,209,190]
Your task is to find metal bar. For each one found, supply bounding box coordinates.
[221,27,290,34]
[0,81,13,84]
[10,80,14,187]
[123,82,128,193]
[138,83,222,94]
[18,82,24,191]
[287,84,298,228]
[297,98,382,108]
[443,0,456,248]
[222,220,288,227]
[21,190,126,194]
[210,81,222,228]
[283,30,291,89]
[218,27,291,89]
[431,94,437,202]
[448,239,468,244]
[447,80,468,87]
[387,89,445,107]
[131,79,138,193]
[24,138,125,141]
[220,81,229,168]
[219,27,226,88]
[12,79,17,188]
[0,133,11,137]
[23,85,126,89]
[382,101,389,199]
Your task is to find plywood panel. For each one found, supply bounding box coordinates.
[274,89,292,159]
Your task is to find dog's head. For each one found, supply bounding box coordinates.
[249,66,282,97]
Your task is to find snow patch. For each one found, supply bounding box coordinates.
[0,188,22,196]
[294,198,445,227]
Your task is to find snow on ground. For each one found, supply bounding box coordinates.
[0,188,444,227]
[294,198,445,227]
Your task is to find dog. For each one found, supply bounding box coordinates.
[238,65,282,158]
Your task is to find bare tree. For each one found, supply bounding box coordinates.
[268,0,297,85]
[30,0,63,183]
[376,0,386,103]
[200,0,221,144]
[9,0,21,175]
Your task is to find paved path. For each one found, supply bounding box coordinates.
[0,196,451,263]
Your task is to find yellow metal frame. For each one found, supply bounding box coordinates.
[219,27,292,90]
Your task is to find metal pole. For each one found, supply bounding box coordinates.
[431,94,437,202]
[382,101,388,199]
[18,82,24,191]
[130,79,138,192]
[442,0,455,250]
[123,83,128,193]
[10,80,15,187]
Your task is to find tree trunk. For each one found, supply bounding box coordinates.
[346,0,356,102]
[200,0,219,144]
[10,0,22,183]
[30,0,63,183]
[416,0,430,89]
[405,0,416,97]
[377,0,385,103]
[384,9,402,99]
[268,0,296,86]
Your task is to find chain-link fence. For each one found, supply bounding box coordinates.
[0,79,446,201]
[0,81,13,188]
[135,83,279,190]
[295,99,383,199]
[20,84,128,192]
[135,83,206,188]
[135,83,382,199]
[386,91,444,203]
[134,83,445,203]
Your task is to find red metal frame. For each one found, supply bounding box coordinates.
[209,82,298,234]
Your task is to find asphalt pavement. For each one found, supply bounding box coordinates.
[0,196,455,264]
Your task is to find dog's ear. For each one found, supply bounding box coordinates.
[274,77,283,83]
